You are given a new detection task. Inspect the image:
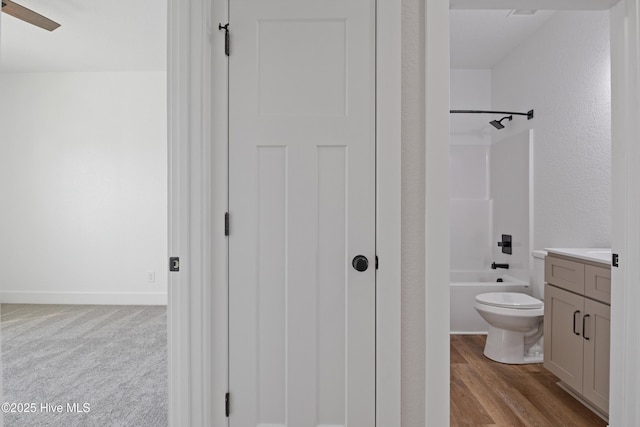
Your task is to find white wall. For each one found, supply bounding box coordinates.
[0,71,168,304]
[492,11,611,251]
[450,69,492,146]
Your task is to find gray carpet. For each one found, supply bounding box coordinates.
[1,304,167,427]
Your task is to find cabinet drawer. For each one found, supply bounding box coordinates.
[545,256,585,294]
[585,264,611,304]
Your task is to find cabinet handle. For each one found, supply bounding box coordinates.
[573,310,581,335]
[583,314,590,340]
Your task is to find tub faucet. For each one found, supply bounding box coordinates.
[491,262,509,270]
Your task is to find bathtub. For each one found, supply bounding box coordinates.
[450,270,531,334]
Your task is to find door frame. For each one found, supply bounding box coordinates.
[609,0,640,424]
[167,0,401,425]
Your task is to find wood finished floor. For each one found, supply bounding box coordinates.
[450,335,607,427]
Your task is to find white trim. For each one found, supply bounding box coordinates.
[0,292,167,305]
[169,0,400,425]
[167,0,218,424]
[167,0,192,423]
[610,1,640,425]
[609,3,625,422]
[210,0,230,424]
[376,0,402,424]
[424,1,451,426]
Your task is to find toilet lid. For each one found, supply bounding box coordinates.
[475,292,543,309]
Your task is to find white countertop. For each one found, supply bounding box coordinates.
[545,248,611,265]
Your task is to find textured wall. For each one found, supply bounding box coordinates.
[401,0,425,424]
[492,11,611,250]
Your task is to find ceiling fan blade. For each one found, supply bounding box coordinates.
[2,0,60,31]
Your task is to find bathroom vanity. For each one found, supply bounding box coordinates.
[543,248,611,419]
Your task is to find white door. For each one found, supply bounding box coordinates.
[228,0,376,424]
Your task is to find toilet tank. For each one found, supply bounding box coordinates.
[531,250,548,300]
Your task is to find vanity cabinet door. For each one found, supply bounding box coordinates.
[544,284,584,392]
[582,299,610,414]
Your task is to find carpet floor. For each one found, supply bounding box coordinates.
[1,304,167,427]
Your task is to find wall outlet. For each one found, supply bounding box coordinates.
[147,271,156,283]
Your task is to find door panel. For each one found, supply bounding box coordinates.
[544,284,584,392]
[583,299,610,414]
[228,0,376,424]
[258,20,347,117]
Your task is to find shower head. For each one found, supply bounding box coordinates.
[490,115,513,130]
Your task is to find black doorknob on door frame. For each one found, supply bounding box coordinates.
[352,255,369,272]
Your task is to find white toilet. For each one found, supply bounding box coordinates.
[474,292,544,364]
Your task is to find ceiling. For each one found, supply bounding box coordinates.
[0,1,608,72]
[0,0,166,72]
[450,9,557,69]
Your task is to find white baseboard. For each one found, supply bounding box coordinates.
[0,291,167,305]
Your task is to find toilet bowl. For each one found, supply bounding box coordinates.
[474,292,544,364]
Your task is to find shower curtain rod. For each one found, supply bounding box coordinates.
[450,109,534,120]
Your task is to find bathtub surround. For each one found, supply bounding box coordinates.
[490,130,532,284]
[449,74,532,282]
[450,198,491,271]
[449,70,491,273]
[449,71,532,280]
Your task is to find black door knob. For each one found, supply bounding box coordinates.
[352,255,369,272]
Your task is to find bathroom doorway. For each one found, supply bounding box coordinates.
[448,4,613,425]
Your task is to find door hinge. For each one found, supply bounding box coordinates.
[225,212,230,236]
[225,392,230,417]
[612,253,619,267]
[218,23,230,56]
[169,257,180,272]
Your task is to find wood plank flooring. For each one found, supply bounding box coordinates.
[450,334,607,427]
